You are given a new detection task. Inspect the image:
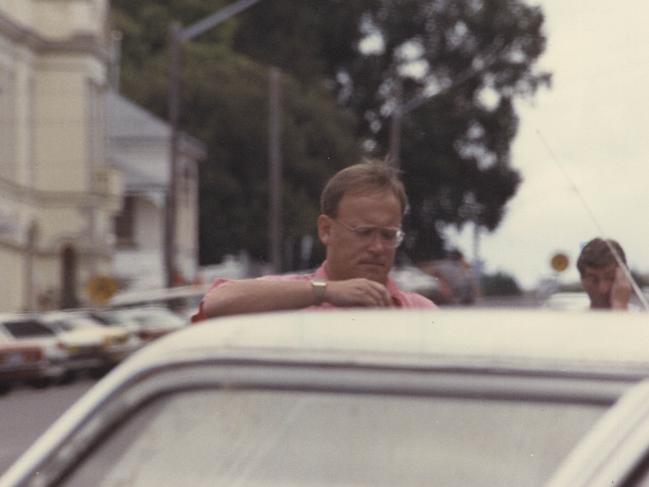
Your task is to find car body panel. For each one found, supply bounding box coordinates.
[0,338,51,388]
[110,306,187,342]
[41,311,142,369]
[0,315,68,384]
[4,309,649,486]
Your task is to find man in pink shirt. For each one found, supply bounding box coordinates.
[193,161,436,321]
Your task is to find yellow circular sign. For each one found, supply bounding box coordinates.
[550,253,570,272]
[86,275,118,305]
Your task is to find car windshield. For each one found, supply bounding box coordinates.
[2,320,55,338]
[88,312,124,326]
[64,388,604,487]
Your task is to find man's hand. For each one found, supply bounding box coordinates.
[611,267,632,310]
[325,278,393,307]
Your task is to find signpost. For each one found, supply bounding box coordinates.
[86,275,118,306]
[550,252,569,273]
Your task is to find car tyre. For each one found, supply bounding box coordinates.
[27,377,53,389]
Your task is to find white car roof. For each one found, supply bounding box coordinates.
[118,309,649,376]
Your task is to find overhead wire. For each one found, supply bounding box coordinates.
[535,128,649,311]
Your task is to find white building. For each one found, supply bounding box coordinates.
[0,0,122,311]
[106,91,205,290]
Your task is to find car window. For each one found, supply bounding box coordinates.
[89,312,124,326]
[63,389,605,487]
[614,454,649,487]
[2,319,55,338]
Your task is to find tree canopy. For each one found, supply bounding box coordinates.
[110,0,550,267]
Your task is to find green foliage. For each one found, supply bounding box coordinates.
[229,0,550,260]
[110,0,549,266]
[111,1,360,266]
[480,271,522,296]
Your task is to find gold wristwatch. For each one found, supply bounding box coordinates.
[311,279,327,305]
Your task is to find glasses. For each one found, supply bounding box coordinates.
[333,219,405,248]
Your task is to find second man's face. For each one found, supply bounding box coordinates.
[581,263,617,308]
[318,190,402,285]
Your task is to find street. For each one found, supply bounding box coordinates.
[0,379,96,473]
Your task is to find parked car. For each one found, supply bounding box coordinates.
[6,309,649,486]
[109,285,209,319]
[542,291,590,311]
[110,306,187,342]
[0,314,67,388]
[40,311,142,377]
[0,335,51,394]
[389,264,442,302]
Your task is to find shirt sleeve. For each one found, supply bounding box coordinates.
[190,278,234,323]
[404,292,438,309]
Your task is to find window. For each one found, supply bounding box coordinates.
[0,68,16,181]
[64,388,605,486]
[114,195,136,247]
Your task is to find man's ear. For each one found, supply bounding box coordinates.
[317,214,332,245]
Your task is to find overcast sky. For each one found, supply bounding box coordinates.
[448,0,649,289]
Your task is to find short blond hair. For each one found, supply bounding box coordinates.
[320,160,407,217]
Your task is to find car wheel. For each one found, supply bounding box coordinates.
[89,365,112,379]
[27,377,53,389]
[60,370,78,385]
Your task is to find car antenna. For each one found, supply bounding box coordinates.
[535,128,649,311]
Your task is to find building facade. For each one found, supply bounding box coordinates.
[107,91,205,290]
[0,0,122,311]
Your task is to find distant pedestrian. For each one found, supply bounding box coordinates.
[421,249,479,305]
[577,237,631,310]
[192,160,437,321]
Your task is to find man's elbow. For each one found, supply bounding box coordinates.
[202,285,250,318]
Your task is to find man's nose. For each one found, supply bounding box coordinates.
[367,230,387,252]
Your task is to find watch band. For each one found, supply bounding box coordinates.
[311,279,327,305]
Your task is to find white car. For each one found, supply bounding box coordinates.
[0,334,56,393]
[389,265,441,301]
[109,285,209,319]
[5,309,649,486]
[542,291,590,311]
[111,306,188,342]
[41,311,142,376]
[0,314,67,388]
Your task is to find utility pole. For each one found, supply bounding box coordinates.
[268,67,282,273]
[165,21,181,288]
[388,48,502,167]
[164,0,263,288]
[388,78,402,167]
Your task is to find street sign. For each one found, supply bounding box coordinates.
[86,275,118,305]
[550,253,570,273]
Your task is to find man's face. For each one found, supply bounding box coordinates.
[581,263,617,308]
[317,190,402,285]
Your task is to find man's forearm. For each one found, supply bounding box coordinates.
[203,279,316,318]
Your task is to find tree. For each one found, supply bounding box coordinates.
[481,271,522,296]
[110,0,550,266]
[110,1,361,266]
[233,0,550,259]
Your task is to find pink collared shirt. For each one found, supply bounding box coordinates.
[192,262,437,322]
